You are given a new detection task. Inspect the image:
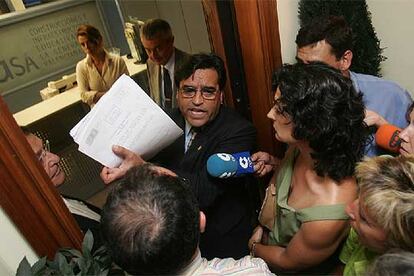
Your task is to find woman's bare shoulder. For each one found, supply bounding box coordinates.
[309,176,357,206]
[335,176,358,201]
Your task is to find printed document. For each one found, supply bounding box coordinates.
[70,74,183,167]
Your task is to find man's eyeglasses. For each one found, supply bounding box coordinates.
[179,86,219,100]
[38,139,50,163]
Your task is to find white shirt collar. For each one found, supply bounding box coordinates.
[185,120,192,137]
[179,250,206,276]
[164,49,175,73]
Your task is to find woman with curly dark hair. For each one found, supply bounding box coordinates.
[249,62,369,273]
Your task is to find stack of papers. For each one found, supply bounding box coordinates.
[70,74,183,168]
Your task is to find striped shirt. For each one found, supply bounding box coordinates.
[181,250,275,275]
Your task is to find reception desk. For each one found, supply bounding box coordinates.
[14,56,146,126]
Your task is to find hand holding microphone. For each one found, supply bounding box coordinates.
[375,124,402,153]
[251,151,278,177]
[365,109,389,128]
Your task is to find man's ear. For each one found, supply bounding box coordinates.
[339,50,353,72]
[199,211,206,233]
[220,91,224,104]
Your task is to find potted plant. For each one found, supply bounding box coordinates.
[16,230,124,276]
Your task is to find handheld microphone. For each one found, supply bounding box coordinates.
[207,151,255,178]
[375,124,402,153]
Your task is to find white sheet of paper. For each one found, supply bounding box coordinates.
[70,74,183,167]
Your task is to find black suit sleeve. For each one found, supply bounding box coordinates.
[133,69,150,95]
[173,120,257,210]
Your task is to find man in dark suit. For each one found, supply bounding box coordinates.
[101,53,258,260]
[23,130,102,246]
[140,18,190,109]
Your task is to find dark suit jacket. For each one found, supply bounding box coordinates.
[62,195,102,249]
[145,48,190,108]
[151,106,259,259]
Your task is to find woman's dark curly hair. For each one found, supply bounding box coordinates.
[272,62,369,181]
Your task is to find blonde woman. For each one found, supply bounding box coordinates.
[340,154,414,275]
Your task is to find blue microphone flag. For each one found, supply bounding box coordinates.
[206,151,254,178]
[233,151,254,176]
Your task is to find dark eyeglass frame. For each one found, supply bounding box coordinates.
[179,85,220,100]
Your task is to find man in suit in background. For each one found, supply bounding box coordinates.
[140,18,190,109]
[101,53,259,260]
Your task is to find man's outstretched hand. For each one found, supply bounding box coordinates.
[100,145,144,184]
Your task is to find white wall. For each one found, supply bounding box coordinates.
[368,0,414,94]
[118,0,211,54]
[277,0,414,96]
[0,208,37,275]
[277,0,299,65]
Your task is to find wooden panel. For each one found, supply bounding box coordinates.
[0,96,82,259]
[201,0,234,107]
[233,0,284,156]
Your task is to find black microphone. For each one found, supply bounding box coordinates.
[206,151,254,178]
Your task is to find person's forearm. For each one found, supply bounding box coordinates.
[254,244,283,270]
[254,243,298,271]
